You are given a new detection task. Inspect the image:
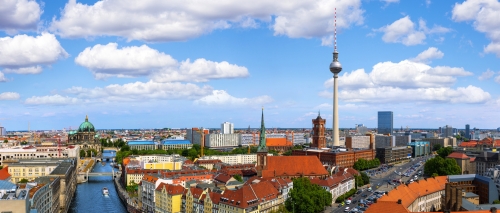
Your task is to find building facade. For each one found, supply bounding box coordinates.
[221,122,234,134]
[345,136,370,149]
[375,146,412,164]
[312,113,326,149]
[67,115,100,151]
[378,111,393,135]
[205,134,240,148]
[409,141,431,157]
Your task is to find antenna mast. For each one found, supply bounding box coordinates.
[334,8,337,52]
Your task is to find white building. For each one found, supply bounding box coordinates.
[198,154,268,165]
[205,134,240,148]
[0,145,80,167]
[0,126,5,136]
[221,122,234,134]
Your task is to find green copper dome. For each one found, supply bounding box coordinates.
[78,115,95,132]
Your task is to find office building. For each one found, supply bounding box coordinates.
[221,122,234,134]
[345,136,370,149]
[205,134,240,148]
[378,111,393,135]
[375,146,412,164]
[466,124,470,139]
[442,125,453,137]
[409,141,430,157]
[0,126,5,136]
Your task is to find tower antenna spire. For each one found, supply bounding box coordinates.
[334,7,337,52]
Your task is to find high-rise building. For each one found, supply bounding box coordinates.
[442,125,453,137]
[0,125,5,136]
[221,122,234,134]
[329,9,342,146]
[465,124,470,139]
[377,111,393,135]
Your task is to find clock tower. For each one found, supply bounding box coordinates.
[312,111,326,149]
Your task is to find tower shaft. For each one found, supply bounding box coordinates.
[333,75,339,146]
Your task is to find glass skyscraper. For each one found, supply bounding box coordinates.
[378,111,393,135]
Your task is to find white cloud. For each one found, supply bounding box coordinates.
[49,0,363,44]
[152,58,249,83]
[75,43,176,78]
[321,60,484,104]
[377,16,450,46]
[495,75,500,84]
[409,47,444,64]
[0,92,20,100]
[0,0,42,32]
[452,0,500,57]
[3,66,42,74]
[75,43,249,81]
[326,60,472,89]
[0,72,6,82]
[65,80,213,101]
[195,90,273,106]
[25,95,79,105]
[321,86,490,104]
[478,69,496,80]
[0,33,68,73]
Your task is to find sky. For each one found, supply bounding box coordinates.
[0,0,500,131]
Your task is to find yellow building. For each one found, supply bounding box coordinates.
[155,183,184,213]
[144,161,182,170]
[203,192,222,213]
[185,187,206,213]
[8,162,60,183]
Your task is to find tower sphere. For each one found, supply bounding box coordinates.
[329,52,342,75]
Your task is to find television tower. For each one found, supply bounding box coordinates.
[329,8,342,146]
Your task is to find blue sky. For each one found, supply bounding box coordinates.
[1,0,500,131]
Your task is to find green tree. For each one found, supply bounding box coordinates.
[233,174,243,182]
[80,150,86,158]
[3,139,7,143]
[361,172,370,186]
[283,150,292,156]
[120,145,130,152]
[433,144,442,151]
[285,177,331,213]
[21,141,28,145]
[437,147,453,158]
[355,175,364,187]
[424,156,461,176]
[493,200,500,204]
[19,178,29,183]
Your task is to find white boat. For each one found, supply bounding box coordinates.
[102,187,109,196]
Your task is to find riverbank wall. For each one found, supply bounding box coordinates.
[114,177,142,213]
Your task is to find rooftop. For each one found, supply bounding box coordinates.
[161,139,191,145]
[128,140,156,145]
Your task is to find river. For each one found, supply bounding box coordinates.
[69,150,127,213]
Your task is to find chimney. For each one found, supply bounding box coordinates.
[397,199,402,204]
[491,207,497,213]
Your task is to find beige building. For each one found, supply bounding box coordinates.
[427,137,457,148]
[48,160,77,213]
[0,145,80,167]
[345,136,371,149]
[447,152,476,174]
[8,160,65,183]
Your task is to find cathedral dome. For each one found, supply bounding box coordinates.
[78,115,95,132]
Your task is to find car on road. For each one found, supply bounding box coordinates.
[345,207,350,212]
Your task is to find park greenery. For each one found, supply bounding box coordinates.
[433,144,442,151]
[285,177,332,213]
[80,149,99,158]
[353,158,381,171]
[423,156,461,176]
[436,146,453,158]
[19,178,29,183]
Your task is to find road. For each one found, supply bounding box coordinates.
[326,155,433,213]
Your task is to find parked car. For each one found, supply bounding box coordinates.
[345,207,350,212]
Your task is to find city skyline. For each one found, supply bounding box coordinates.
[1,0,500,130]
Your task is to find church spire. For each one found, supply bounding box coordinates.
[85,115,88,122]
[258,107,267,152]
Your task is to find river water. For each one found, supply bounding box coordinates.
[69,151,127,213]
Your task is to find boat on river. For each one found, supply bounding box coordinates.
[101,161,106,166]
[102,187,109,196]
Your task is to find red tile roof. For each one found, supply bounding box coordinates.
[214,173,233,183]
[207,192,222,205]
[220,180,279,209]
[0,166,10,180]
[261,156,328,178]
[447,152,469,159]
[365,201,409,213]
[156,183,184,195]
[266,138,292,147]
